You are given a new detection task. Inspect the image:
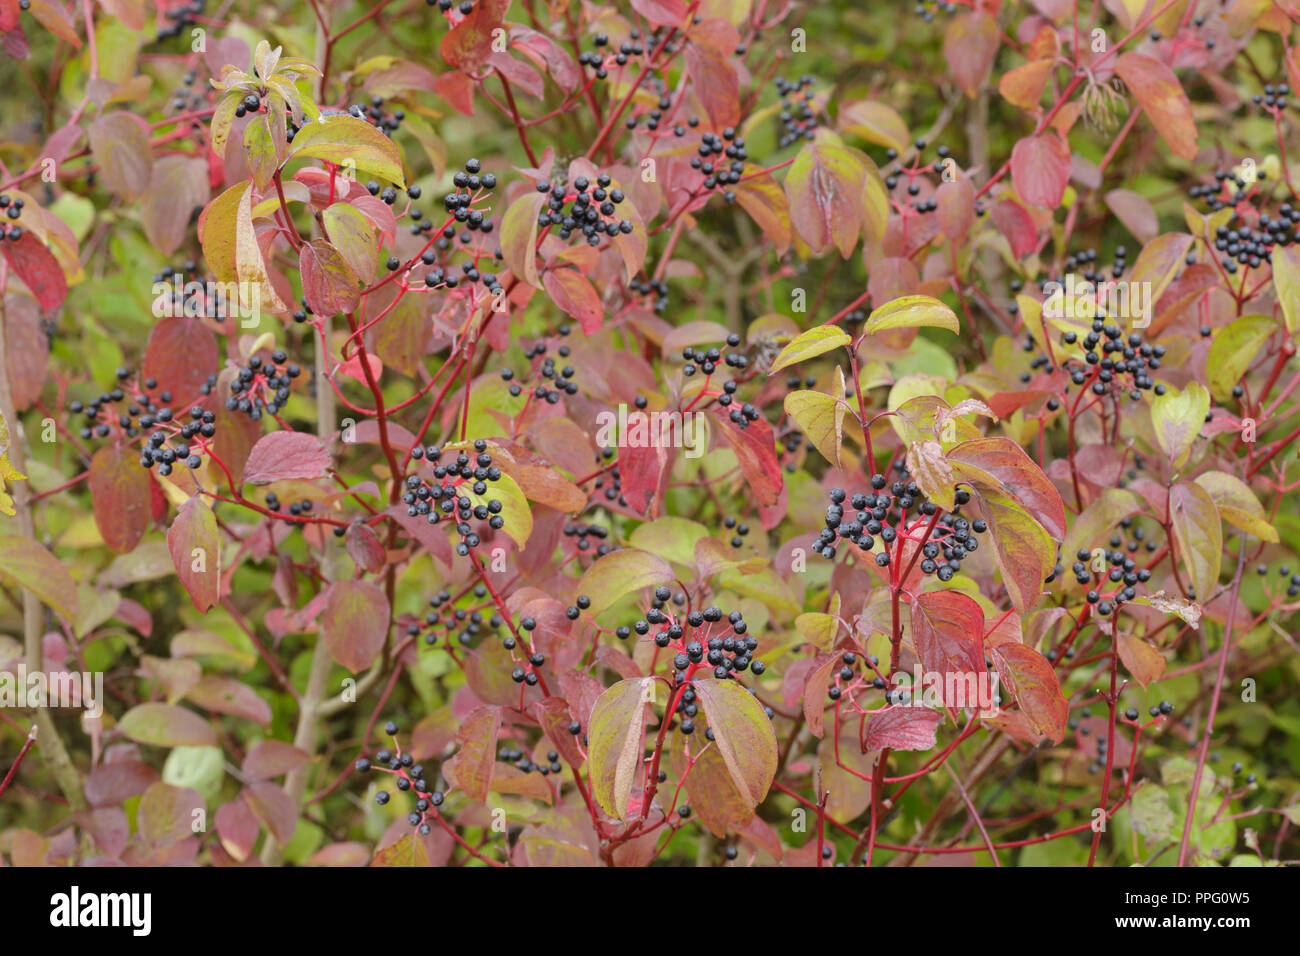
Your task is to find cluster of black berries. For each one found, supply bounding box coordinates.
[536,172,633,247]
[168,69,202,114]
[776,75,821,147]
[624,587,767,695]
[912,0,958,21]
[882,142,954,214]
[425,0,475,16]
[498,746,563,776]
[1057,317,1167,403]
[1251,82,1290,111]
[438,158,498,226]
[349,96,406,136]
[1062,543,1154,617]
[723,515,752,549]
[591,447,627,506]
[626,98,693,134]
[404,440,506,557]
[690,128,747,203]
[0,194,25,242]
[69,368,178,441]
[1210,217,1296,272]
[500,327,579,404]
[815,477,989,581]
[152,262,239,320]
[577,32,613,79]
[156,0,205,41]
[142,400,216,470]
[630,276,671,315]
[563,521,611,555]
[825,649,904,705]
[263,491,317,521]
[357,723,446,837]
[418,587,501,648]
[225,350,301,420]
[682,333,748,377]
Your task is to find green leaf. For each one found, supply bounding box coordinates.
[119,702,216,748]
[289,114,405,186]
[1169,481,1222,601]
[370,832,432,867]
[0,533,78,622]
[587,677,654,820]
[1274,244,1300,336]
[863,294,960,336]
[628,516,711,568]
[574,548,675,617]
[499,191,546,289]
[1194,470,1278,543]
[690,678,778,810]
[768,324,850,374]
[1151,381,1209,471]
[783,366,847,466]
[1207,315,1275,401]
[322,203,380,285]
[464,471,531,548]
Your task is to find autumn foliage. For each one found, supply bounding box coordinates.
[0,0,1298,869]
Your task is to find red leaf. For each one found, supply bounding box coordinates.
[0,229,68,310]
[619,441,669,516]
[990,198,1037,258]
[684,42,739,129]
[166,497,221,612]
[299,238,361,317]
[631,0,687,27]
[989,642,1067,743]
[241,431,332,485]
[910,590,986,700]
[241,740,310,780]
[142,317,219,406]
[542,265,604,333]
[243,781,297,845]
[88,445,151,553]
[1010,133,1070,208]
[944,11,1000,98]
[441,0,511,71]
[2,294,49,409]
[435,71,476,114]
[215,799,259,862]
[345,522,387,573]
[713,411,782,507]
[861,706,943,752]
[947,436,1067,538]
[1114,52,1198,161]
[321,579,390,673]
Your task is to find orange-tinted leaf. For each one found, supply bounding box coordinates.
[321,579,390,673]
[1114,52,1198,161]
[989,642,1067,743]
[166,496,221,612]
[89,444,151,553]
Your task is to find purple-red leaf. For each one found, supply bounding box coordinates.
[241,431,332,485]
